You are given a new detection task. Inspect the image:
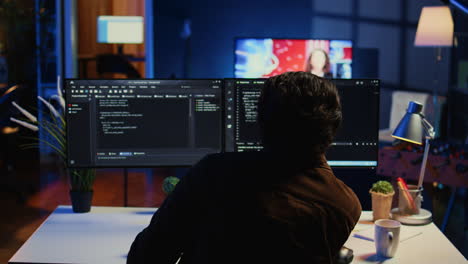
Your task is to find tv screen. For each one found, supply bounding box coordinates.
[234,38,352,79]
[97,16,144,44]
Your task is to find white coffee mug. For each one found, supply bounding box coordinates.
[374,219,401,258]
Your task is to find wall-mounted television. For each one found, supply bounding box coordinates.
[234,38,352,78]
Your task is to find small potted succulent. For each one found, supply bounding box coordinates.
[162,176,180,195]
[370,180,395,221]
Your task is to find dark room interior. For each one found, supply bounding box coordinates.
[1,0,467,263]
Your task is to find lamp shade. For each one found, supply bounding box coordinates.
[414,6,454,47]
[392,101,424,145]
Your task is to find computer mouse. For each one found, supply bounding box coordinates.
[337,246,354,264]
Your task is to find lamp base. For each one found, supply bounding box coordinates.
[391,208,432,225]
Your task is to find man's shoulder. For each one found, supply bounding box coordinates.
[200,151,270,168]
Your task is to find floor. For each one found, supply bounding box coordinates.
[1,163,467,263]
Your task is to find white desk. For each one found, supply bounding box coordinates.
[9,206,157,264]
[346,212,467,263]
[9,206,467,264]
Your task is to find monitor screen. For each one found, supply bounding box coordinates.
[224,79,380,168]
[234,38,352,79]
[97,16,144,44]
[65,79,223,167]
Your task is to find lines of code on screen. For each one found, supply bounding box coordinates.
[224,79,380,167]
[66,79,222,167]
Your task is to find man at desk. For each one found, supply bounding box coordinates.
[127,71,362,264]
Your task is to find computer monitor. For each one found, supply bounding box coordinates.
[97,16,144,44]
[234,38,352,79]
[224,79,380,168]
[65,79,223,167]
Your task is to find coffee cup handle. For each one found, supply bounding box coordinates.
[387,232,394,256]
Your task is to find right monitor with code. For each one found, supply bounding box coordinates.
[224,79,380,168]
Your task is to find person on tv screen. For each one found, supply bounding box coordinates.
[305,48,333,78]
[127,72,362,264]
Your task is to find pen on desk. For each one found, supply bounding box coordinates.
[397,177,416,211]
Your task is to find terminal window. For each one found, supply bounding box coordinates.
[224,79,380,168]
[66,79,223,167]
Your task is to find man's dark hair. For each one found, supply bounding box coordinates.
[258,71,342,157]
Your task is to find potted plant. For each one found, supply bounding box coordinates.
[370,180,395,221]
[162,176,180,195]
[69,168,95,212]
[10,82,96,213]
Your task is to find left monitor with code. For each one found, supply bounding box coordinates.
[65,79,223,167]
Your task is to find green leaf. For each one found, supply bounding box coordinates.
[370,180,394,194]
[69,168,96,192]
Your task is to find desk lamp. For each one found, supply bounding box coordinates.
[391,101,434,225]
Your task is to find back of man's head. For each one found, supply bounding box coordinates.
[258,71,342,158]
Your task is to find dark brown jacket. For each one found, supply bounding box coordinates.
[127,152,362,264]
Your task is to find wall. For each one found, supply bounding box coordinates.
[154,0,452,130]
[452,3,468,91]
[449,5,468,142]
[154,0,312,79]
[111,0,146,76]
[77,0,145,78]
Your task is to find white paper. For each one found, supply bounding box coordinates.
[353,226,423,243]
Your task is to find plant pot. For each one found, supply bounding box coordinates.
[69,191,93,213]
[370,191,395,221]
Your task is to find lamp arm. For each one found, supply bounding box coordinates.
[417,115,434,189]
[417,138,431,189]
[421,116,436,139]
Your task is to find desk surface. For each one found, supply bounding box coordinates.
[9,206,156,264]
[9,206,467,264]
[346,212,467,263]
